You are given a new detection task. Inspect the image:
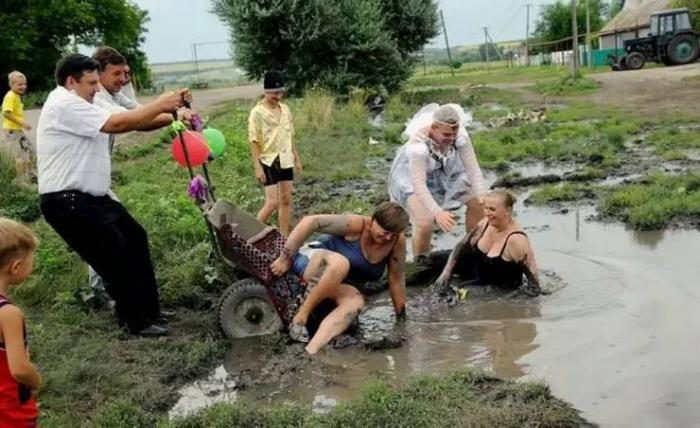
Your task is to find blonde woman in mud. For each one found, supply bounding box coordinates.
[270,202,409,355]
[432,190,541,297]
[388,103,487,260]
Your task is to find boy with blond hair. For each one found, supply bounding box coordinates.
[2,71,34,183]
[0,218,41,427]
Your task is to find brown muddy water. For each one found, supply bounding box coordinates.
[169,177,700,428]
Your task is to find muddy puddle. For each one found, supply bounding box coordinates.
[170,185,700,427]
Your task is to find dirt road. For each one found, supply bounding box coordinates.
[585,62,700,114]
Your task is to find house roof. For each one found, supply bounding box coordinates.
[599,0,674,35]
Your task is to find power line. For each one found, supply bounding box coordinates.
[493,4,526,42]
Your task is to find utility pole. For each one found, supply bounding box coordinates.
[571,0,579,78]
[192,44,200,84]
[486,30,504,61]
[422,47,427,75]
[440,9,455,76]
[526,4,532,66]
[586,0,592,68]
[483,26,490,66]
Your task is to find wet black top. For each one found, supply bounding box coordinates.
[472,224,526,289]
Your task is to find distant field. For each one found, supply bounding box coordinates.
[150,59,252,89]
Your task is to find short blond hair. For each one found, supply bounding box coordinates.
[8,71,26,86]
[0,218,37,269]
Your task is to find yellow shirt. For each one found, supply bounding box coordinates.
[248,101,295,168]
[2,90,24,131]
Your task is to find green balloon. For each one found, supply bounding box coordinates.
[203,128,226,157]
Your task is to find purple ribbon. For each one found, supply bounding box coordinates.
[188,175,208,201]
[190,113,204,132]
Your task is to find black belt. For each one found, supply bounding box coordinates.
[39,190,106,203]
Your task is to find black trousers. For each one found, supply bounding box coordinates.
[40,191,160,331]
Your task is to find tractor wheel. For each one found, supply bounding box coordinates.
[667,34,699,65]
[217,277,283,339]
[625,52,646,70]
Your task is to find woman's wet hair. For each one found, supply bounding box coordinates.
[488,190,517,209]
[372,201,409,233]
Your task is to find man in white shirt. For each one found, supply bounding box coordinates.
[37,53,188,337]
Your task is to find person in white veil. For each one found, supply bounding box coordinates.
[388,103,486,258]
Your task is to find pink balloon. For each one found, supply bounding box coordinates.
[171,131,209,168]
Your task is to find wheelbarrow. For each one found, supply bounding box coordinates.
[170,111,315,340]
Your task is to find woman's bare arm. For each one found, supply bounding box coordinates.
[432,220,484,292]
[270,215,364,275]
[387,234,407,317]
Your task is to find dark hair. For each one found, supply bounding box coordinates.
[372,201,409,233]
[92,46,126,71]
[55,54,100,86]
[488,190,517,209]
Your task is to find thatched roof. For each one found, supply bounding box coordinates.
[599,0,674,35]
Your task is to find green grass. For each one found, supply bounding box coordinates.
[600,172,700,229]
[0,151,41,222]
[162,371,589,428]
[644,127,700,160]
[408,64,571,88]
[527,183,595,205]
[472,118,638,170]
[532,75,600,96]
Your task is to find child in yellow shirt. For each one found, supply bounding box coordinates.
[2,71,33,183]
[248,70,302,235]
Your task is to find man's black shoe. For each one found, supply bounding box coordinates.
[133,324,169,337]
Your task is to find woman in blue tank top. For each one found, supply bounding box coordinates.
[270,202,409,355]
[432,190,541,297]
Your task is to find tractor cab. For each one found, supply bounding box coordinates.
[610,8,698,70]
[648,9,692,37]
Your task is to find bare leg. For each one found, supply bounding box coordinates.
[465,196,484,233]
[257,185,279,224]
[406,195,433,257]
[293,251,350,325]
[277,180,294,236]
[306,284,364,354]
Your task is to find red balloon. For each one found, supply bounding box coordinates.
[171,131,210,167]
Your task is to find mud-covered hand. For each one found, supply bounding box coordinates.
[270,255,292,276]
[432,272,452,295]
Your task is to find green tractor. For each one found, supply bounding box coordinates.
[609,8,699,71]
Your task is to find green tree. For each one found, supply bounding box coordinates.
[0,0,151,94]
[673,0,700,32]
[532,0,610,52]
[212,0,439,94]
[478,43,504,62]
[609,0,625,20]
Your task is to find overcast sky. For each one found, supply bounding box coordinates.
[133,0,559,63]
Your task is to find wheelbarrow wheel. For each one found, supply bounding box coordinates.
[217,277,283,339]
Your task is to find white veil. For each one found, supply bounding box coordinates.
[401,103,473,141]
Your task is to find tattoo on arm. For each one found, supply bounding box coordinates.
[313,216,352,236]
[282,215,351,258]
